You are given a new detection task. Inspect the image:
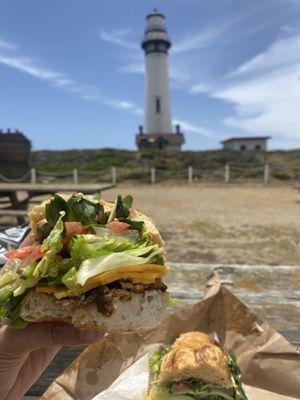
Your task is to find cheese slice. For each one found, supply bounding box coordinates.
[36,264,168,299]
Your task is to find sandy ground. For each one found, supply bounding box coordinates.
[2,183,300,265]
[103,184,300,265]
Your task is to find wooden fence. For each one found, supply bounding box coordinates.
[0,164,292,185]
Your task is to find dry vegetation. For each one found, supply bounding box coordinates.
[104,184,300,265]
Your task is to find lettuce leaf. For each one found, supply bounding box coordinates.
[45,192,104,227]
[33,212,65,278]
[107,194,133,223]
[76,242,163,286]
[61,267,78,290]
[227,353,248,400]
[0,288,28,328]
[67,193,104,225]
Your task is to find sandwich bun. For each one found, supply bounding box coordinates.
[20,289,169,333]
[159,331,232,388]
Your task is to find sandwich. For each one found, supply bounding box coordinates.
[147,331,248,400]
[0,192,169,332]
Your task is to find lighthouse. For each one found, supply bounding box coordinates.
[136,9,185,151]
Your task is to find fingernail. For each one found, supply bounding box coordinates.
[79,330,102,342]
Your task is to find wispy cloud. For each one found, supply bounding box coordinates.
[172,28,221,54]
[0,38,17,50]
[232,34,300,76]
[103,98,143,116]
[0,39,144,119]
[212,34,300,146]
[99,29,138,50]
[189,82,212,94]
[119,61,144,74]
[173,118,214,137]
[0,53,74,87]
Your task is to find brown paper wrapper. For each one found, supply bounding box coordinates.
[41,275,300,400]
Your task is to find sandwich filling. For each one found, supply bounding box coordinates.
[0,193,168,328]
[148,346,248,400]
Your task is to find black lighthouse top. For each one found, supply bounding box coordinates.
[141,9,171,54]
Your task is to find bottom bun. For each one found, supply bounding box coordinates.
[20,289,169,333]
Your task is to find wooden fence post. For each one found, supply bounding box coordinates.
[264,164,270,184]
[73,168,78,184]
[112,166,117,185]
[151,167,156,184]
[188,166,193,184]
[225,164,230,183]
[30,168,36,184]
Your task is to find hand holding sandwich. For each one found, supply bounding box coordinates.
[0,234,103,400]
[0,321,102,400]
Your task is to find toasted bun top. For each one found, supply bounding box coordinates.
[28,194,164,248]
[158,332,232,388]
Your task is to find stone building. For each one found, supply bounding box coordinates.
[0,129,31,179]
[221,136,271,151]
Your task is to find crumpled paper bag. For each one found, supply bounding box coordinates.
[41,276,300,400]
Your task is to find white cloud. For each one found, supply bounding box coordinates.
[189,82,211,94]
[99,29,138,50]
[172,28,220,54]
[212,33,300,145]
[173,118,214,137]
[233,34,300,76]
[119,62,144,74]
[0,54,74,87]
[0,38,17,50]
[0,43,144,119]
[219,67,300,139]
[103,98,143,116]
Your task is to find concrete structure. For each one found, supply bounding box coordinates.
[136,9,184,151]
[0,129,31,179]
[221,136,271,151]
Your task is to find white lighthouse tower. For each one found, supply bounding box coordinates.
[136,9,185,151]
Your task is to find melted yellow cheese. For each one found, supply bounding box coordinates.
[36,264,168,299]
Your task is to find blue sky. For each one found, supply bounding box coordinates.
[0,0,299,150]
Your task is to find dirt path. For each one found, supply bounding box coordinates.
[104,184,300,265]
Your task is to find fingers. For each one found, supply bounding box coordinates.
[19,233,34,248]
[4,347,60,400]
[1,323,103,355]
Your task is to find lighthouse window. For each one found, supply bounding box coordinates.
[155,97,161,114]
[158,43,166,51]
[147,43,155,52]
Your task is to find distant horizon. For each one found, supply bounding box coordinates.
[31,144,298,153]
[0,0,299,151]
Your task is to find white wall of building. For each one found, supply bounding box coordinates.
[223,139,268,151]
[145,52,172,134]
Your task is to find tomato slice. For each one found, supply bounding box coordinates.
[65,222,84,237]
[107,221,131,233]
[6,244,44,261]
[172,382,191,393]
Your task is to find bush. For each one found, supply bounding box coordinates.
[272,172,291,180]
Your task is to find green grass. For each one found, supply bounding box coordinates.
[30,149,300,182]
